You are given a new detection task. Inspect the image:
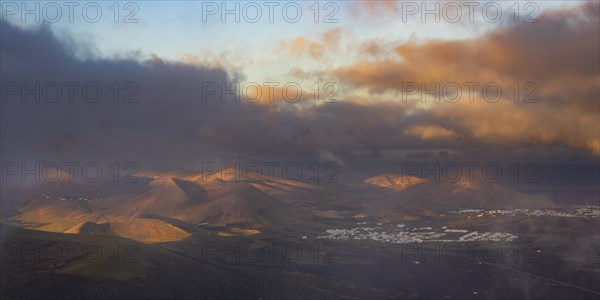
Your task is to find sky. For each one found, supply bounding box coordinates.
[3,1,581,83]
[1,0,599,171]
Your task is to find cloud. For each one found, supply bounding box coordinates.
[278,28,343,59]
[405,125,458,141]
[349,0,399,17]
[1,1,598,174]
[0,23,392,168]
[333,1,600,155]
[238,83,314,104]
[1,23,234,168]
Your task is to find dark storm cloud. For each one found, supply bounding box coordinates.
[1,23,234,167]
[1,12,597,173]
[1,22,388,168]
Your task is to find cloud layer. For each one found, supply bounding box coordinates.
[334,1,600,155]
[1,1,598,172]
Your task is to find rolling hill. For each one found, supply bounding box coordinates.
[366,172,559,210]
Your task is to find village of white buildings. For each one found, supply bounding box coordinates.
[317,225,518,244]
[318,206,599,244]
[449,206,600,219]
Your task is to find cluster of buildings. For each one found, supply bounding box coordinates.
[41,194,98,201]
[318,225,518,244]
[449,206,600,219]
[457,231,517,242]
